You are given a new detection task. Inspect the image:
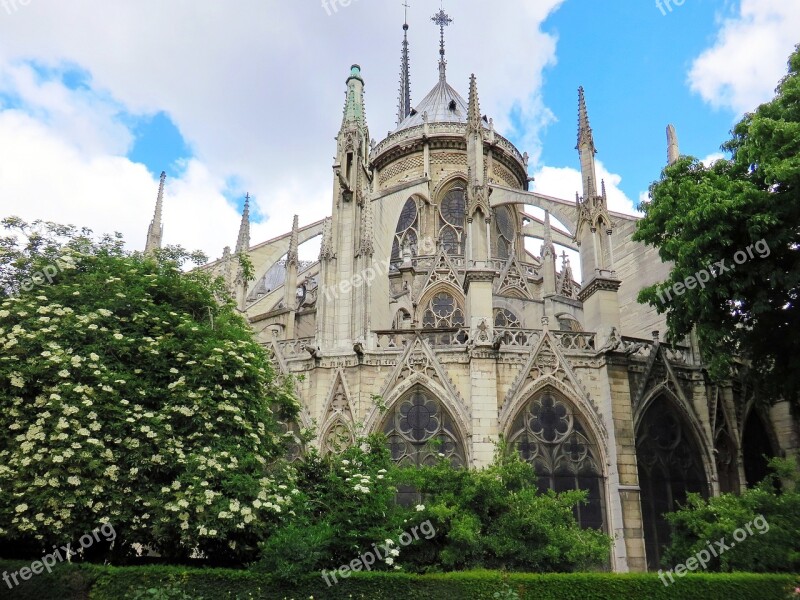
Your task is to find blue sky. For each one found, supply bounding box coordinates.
[0,0,796,258]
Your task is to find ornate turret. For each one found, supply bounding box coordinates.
[144,171,166,254]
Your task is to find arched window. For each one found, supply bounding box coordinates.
[382,387,466,467]
[509,392,605,530]
[494,307,520,328]
[494,206,515,260]
[422,291,465,329]
[439,186,466,255]
[636,399,708,569]
[391,197,420,264]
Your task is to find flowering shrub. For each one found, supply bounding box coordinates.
[0,219,300,565]
[257,435,425,580]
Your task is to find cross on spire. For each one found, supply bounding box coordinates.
[402,0,410,24]
[431,7,452,82]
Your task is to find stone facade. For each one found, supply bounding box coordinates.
[175,30,799,573]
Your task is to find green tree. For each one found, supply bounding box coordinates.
[0,218,300,565]
[633,45,800,403]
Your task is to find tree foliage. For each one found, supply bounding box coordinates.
[0,218,300,565]
[633,45,800,403]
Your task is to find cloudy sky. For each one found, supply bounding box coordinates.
[0,0,797,261]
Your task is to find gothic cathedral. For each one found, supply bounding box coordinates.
[145,11,796,573]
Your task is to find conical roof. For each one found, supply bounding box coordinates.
[393,76,469,132]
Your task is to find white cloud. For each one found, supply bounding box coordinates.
[0,0,566,257]
[688,0,800,114]
[531,160,641,216]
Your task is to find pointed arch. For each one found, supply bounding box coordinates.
[377,384,468,468]
[319,369,356,454]
[635,391,710,569]
[504,386,607,530]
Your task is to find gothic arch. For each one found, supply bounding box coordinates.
[635,384,714,479]
[377,384,468,468]
[635,392,710,569]
[740,404,778,488]
[431,172,468,201]
[505,386,608,530]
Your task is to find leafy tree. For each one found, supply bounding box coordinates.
[633,45,800,403]
[0,218,300,565]
[396,447,612,572]
[663,457,800,572]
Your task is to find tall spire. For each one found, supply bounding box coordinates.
[235,193,251,254]
[666,124,680,166]
[431,7,452,82]
[144,171,166,254]
[396,3,412,126]
[576,86,598,199]
[576,86,595,152]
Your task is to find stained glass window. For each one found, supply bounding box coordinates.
[636,399,707,569]
[510,392,605,530]
[382,387,466,467]
[422,291,465,329]
[494,308,520,328]
[494,206,515,260]
[392,198,420,263]
[438,187,465,255]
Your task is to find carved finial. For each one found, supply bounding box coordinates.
[467,74,481,133]
[286,214,299,267]
[432,8,452,82]
[542,210,556,259]
[667,124,680,166]
[235,193,251,254]
[144,171,167,254]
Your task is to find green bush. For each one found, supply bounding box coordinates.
[0,561,795,600]
[396,447,612,572]
[664,456,800,572]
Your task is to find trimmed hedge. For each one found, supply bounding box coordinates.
[0,561,796,599]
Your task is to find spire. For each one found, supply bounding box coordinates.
[467,73,481,133]
[396,3,412,126]
[576,86,598,199]
[343,64,367,128]
[576,86,595,152]
[667,124,680,166]
[144,171,166,254]
[286,214,299,267]
[431,8,452,83]
[235,193,251,254]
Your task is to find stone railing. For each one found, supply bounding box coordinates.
[494,328,541,348]
[374,329,470,350]
[274,337,316,358]
[552,331,596,351]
